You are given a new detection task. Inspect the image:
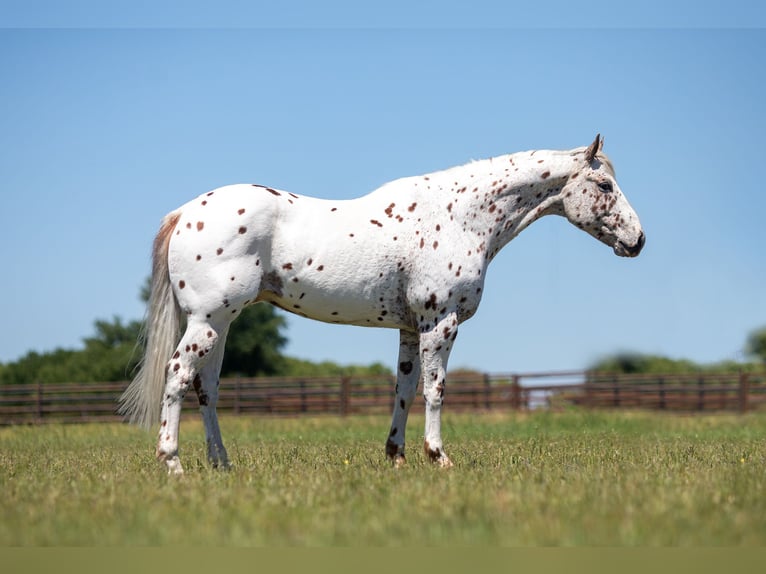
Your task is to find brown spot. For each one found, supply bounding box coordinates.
[201,200,207,206]
[400,399,406,409]
[186,222,192,229]
[173,363,180,372]
[217,248,223,255]
[424,440,441,463]
[196,221,204,231]
[400,361,413,374]
[207,331,213,338]
[238,226,247,234]
[317,265,324,271]
[238,208,245,215]
[282,263,293,270]
[331,207,337,212]
[419,237,425,249]
[408,202,417,212]
[425,292,437,310]
[266,187,280,196]
[196,254,202,261]
[385,203,395,217]
[172,351,180,359]
[432,241,439,249]
[385,438,399,459]
[370,219,383,227]
[390,427,398,437]
[178,280,186,289]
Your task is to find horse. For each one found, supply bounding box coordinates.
[119,134,645,474]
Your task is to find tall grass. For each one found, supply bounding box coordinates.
[1,410,765,545]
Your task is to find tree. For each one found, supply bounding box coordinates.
[0,316,143,384]
[221,303,288,376]
[588,352,701,374]
[746,327,766,364]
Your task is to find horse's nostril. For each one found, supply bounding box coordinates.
[628,232,645,255]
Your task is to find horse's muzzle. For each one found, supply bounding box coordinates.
[617,231,645,257]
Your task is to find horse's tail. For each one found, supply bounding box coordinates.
[118,209,183,430]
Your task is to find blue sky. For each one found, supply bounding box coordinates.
[1,5,765,373]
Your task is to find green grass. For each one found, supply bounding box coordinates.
[1,410,765,545]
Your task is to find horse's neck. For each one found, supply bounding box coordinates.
[448,149,574,260]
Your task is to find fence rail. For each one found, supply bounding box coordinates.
[1,371,765,425]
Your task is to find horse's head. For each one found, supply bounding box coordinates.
[560,134,645,257]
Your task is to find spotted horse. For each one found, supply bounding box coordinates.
[119,135,645,474]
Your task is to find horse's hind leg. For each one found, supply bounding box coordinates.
[156,319,220,475]
[192,325,230,468]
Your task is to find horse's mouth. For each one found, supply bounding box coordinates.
[616,232,645,257]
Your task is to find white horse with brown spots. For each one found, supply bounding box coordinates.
[120,135,644,474]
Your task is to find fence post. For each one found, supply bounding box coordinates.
[340,376,351,416]
[233,378,241,415]
[739,372,750,414]
[36,381,44,422]
[658,377,665,410]
[697,377,705,412]
[300,380,307,413]
[510,375,521,410]
[613,375,620,407]
[483,373,491,410]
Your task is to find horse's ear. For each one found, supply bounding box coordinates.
[585,133,603,163]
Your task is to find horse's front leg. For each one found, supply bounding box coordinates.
[386,330,421,467]
[419,312,458,468]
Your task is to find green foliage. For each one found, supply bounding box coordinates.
[746,326,766,363]
[589,351,761,375]
[2,412,765,545]
[220,304,288,377]
[590,352,702,374]
[0,317,143,384]
[280,357,392,377]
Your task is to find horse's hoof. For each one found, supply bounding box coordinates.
[165,457,185,476]
[437,456,454,469]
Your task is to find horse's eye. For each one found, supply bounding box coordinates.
[598,181,613,193]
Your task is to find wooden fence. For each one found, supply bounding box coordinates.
[1,370,765,426]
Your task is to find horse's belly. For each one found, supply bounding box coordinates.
[258,279,410,330]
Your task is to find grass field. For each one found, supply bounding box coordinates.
[1,410,765,546]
